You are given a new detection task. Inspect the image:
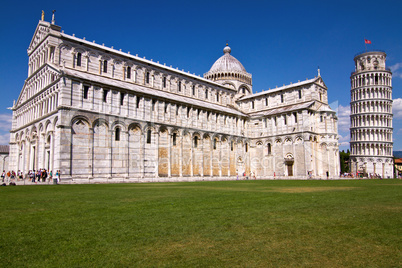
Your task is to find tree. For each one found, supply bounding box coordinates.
[340,150,350,173]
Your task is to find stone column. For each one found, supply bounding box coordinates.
[155,129,159,178]
[109,129,113,179]
[79,82,83,108]
[49,131,54,173]
[200,135,204,177]
[85,55,89,72]
[91,86,95,111]
[190,132,194,177]
[219,137,222,177]
[168,130,171,177]
[89,127,94,178]
[179,132,183,177]
[125,93,129,117]
[209,138,213,176]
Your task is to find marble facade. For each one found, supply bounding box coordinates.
[8,18,340,182]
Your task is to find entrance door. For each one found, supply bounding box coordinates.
[287,163,293,176]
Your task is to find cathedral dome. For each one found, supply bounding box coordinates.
[204,44,252,92]
[209,45,247,73]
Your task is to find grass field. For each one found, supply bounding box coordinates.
[0,179,401,267]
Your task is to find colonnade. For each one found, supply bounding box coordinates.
[351,128,392,142]
[14,84,59,128]
[350,114,392,128]
[350,143,393,156]
[351,100,392,114]
[351,72,391,89]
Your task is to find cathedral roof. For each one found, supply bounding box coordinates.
[240,77,326,100]
[61,69,248,117]
[208,45,247,73]
[249,101,315,118]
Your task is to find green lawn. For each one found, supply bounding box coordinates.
[0,180,401,267]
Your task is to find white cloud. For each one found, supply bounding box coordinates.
[0,113,12,132]
[338,133,350,148]
[336,104,351,133]
[393,98,402,119]
[390,63,402,72]
[390,63,402,79]
[0,133,10,145]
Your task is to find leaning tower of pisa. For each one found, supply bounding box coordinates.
[350,51,394,178]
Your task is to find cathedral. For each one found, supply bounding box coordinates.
[8,15,340,182]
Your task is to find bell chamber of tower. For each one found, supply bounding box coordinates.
[204,44,253,96]
[349,51,394,178]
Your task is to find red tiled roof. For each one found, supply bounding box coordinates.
[395,158,402,164]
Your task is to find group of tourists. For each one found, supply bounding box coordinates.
[28,169,51,183]
[1,170,22,182]
[340,172,385,179]
[1,169,61,184]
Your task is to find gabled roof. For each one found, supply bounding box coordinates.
[14,64,61,109]
[240,76,327,101]
[28,20,51,55]
[62,69,248,117]
[249,101,315,118]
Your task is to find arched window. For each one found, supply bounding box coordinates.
[231,141,234,151]
[267,143,271,155]
[76,52,82,67]
[245,143,248,152]
[146,72,150,84]
[115,128,120,141]
[136,96,141,108]
[205,89,208,99]
[83,85,89,99]
[173,133,177,146]
[103,90,108,103]
[147,129,152,144]
[120,93,125,106]
[162,77,166,88]
[178,81,181,92]
[213,138,217,150]
[126,66,131,79]
[194,136,198,148]
[103,60,108,73]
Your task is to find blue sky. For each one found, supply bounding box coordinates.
[0,0,401,151]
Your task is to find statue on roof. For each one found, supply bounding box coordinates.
[41,10,44,21]
[51,10,56,24]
